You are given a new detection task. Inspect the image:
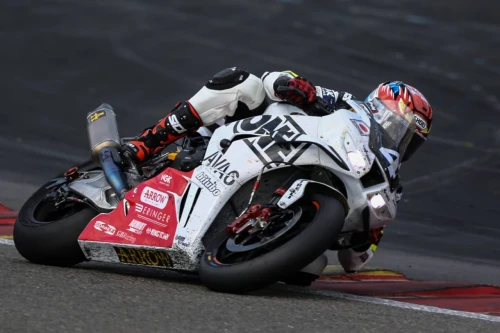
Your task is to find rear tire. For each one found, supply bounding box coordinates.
[13,183,98,267]
[199,192,345,294]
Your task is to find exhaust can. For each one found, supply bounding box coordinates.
[87,103,121,164]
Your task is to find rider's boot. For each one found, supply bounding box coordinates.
[122,101,202,163]
[281,253,328,286]
[337,227,384,273]
[337,247,374,273]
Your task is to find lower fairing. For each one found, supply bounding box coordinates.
[78,240,201,271]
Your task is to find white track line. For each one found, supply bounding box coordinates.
[301,288,500,323]
[0,239,14,246]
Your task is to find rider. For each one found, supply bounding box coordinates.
[121,67,433,276]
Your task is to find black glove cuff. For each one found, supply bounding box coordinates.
[273,76,292,97]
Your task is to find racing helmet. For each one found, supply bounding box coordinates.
[365,81,433,162]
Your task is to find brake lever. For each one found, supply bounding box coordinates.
[313,97,331,116]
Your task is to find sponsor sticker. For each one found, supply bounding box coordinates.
[321,87,336,98]
[350,119,370,136]
[135,203,144,213]
[116,230,136,243]
[113,246,173,267]
[341,92,353,101]
[175,235,190,247]
[87,111,106,123]
[286,180,305,199]
[234,116,310,169]
[94,221,116,235]
[140,186,169,209]
[146,227,170,240]
[135,203,171,225]
[160,174,172,185]
[195,172,221,196]
[414,114,427,131]
[167,114,187,134]
[204,151,240,186]
[127,219,147,235]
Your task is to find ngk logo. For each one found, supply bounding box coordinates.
[160,174,172,185]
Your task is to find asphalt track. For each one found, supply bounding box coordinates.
[0,0,499,332]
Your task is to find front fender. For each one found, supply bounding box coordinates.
[276,179,349,216]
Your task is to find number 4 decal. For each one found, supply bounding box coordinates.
[379,147,400,179]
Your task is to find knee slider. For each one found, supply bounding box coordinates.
[206,67,251,90]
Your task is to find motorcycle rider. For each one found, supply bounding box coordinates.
[121,67,434,278]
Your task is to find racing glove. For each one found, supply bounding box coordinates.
[273,76,317,108]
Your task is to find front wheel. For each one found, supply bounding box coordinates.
[199,192,345,294]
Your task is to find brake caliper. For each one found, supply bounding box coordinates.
[226,204,272,236]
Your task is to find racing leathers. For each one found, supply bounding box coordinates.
[121,67,402,275]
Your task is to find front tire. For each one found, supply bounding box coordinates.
[14,183,98,267]
[199,192,345,294]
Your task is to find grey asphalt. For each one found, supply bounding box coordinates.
[0,0,499,332]
[2,244,499,333]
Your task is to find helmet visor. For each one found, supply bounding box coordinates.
[371,98,416,158]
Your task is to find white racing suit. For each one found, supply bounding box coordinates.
[182,67,398,278]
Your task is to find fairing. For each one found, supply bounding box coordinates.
[77,102,400,271]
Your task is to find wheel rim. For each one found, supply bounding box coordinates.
[212,201,320,265]
[225,206,303,253]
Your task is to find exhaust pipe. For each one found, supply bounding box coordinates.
[86,104,129,200]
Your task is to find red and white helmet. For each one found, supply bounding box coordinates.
[365,81,433,162]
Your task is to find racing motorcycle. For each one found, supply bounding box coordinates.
[13,91,409,294]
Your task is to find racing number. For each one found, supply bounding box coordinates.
[379,147,400,179]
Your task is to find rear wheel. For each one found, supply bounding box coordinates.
[199,192,345,294]
[14,182,98,266]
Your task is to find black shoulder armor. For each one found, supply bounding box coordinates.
[206,67,250,90]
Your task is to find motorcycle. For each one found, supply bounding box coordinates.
[13,92,405,294]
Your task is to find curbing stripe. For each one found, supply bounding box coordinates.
[314,266,500,316]
[0,203,15,238]
[320,266,408,281]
